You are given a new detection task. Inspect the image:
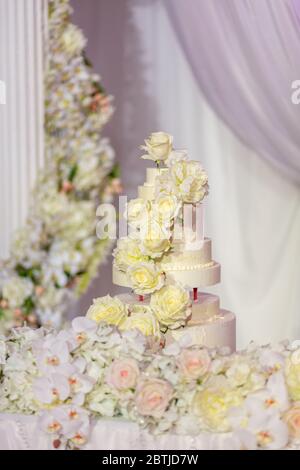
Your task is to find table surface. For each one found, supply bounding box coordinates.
[0,413,241,450]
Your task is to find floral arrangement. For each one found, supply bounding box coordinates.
[108,131,209,335]
[0,0,121,333]
[1,317,300,450]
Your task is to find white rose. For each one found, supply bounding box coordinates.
[2,277,33,308]
[170,160,209,203]
[128,262,165,295]
[155,172,177,198]
[125,198,149,228]
[113,237,148,272]
[86,295,126,326]
[166,149,188,167]
[150,284,191,329]
[154,194,181,223]
[140,219,171,259]
[141,132,173,162]
[119,309,161,338]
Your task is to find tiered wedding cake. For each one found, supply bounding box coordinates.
[110,132,236,352]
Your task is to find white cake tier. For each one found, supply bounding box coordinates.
[165,309,236,352]
[138,167,168,201]
[164,261,221,288]
[161,238,212,265]
[192,292,220,322]
[113,260,220,289]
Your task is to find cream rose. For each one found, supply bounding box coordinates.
[166,149,188,167]
[119,309,161,338]
[135,378,173,418]
[128,262,165,295]
[286,357,300,401]
[283,403,300,438]
[150,284,191,329]
[140,219,171,259]
[192,376,243,432]
[154,194,181,224]
[177,349,211,381]
[155,172,177,198]
[170,160,209,203]
[141,132,173,162]
[125,198,149,228]
[86,295,126,326]
[113,237,148,272]
[106,358,139,391]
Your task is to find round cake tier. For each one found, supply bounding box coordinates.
[192,293,220,322]
[112,261,220,289]
[160,238,212,266]
[138,167,168,201]
[165,309,236,352]
[164,261,221,288]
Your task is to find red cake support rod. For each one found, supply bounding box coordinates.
[193,287,198,302]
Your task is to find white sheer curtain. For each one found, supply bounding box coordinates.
[72,0,300,348]
[166,0,300,184]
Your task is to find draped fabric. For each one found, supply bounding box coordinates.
[165,0,300,184]
[71,0,300,348]
[0,414,256,450]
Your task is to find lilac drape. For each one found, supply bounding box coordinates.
[165,0,300,184]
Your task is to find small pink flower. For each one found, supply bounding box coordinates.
[177,349,211,381]
[135,378,173,418]
[106,358,139,391]
[284,402,300,438]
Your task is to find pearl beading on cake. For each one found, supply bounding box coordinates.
[160,261,215,271]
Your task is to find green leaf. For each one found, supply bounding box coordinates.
[22,297,35,315]
[15,264,40,284]
[82,51,92,68]
[93,81,105,95]
[108,163,120,179]
[68,164,78,182]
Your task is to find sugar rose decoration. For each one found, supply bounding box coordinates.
[128,262,165,295]
[126,198,149,228]
[86,295,126,326]
[170,160,209,204]
[139,219,171,259]
[141,132,173,162]
[135,378,173,418]
[113,238,148,272]
[150,284,191,329]
[120,308,161,338]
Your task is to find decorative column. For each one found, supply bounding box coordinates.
[0,0,46,258]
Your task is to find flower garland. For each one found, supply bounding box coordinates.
[1,319,300,450]
[0,0,120,333]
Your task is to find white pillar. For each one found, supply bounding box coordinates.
[0,0,46,259]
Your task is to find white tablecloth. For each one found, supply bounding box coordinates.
[0,413,242,450]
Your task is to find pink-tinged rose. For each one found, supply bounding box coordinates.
[135,378,173,418]
[177,349,211,381]
[284,402,300,438]
[106,358,140,391]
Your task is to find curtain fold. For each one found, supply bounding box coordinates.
[165,0,300,184]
